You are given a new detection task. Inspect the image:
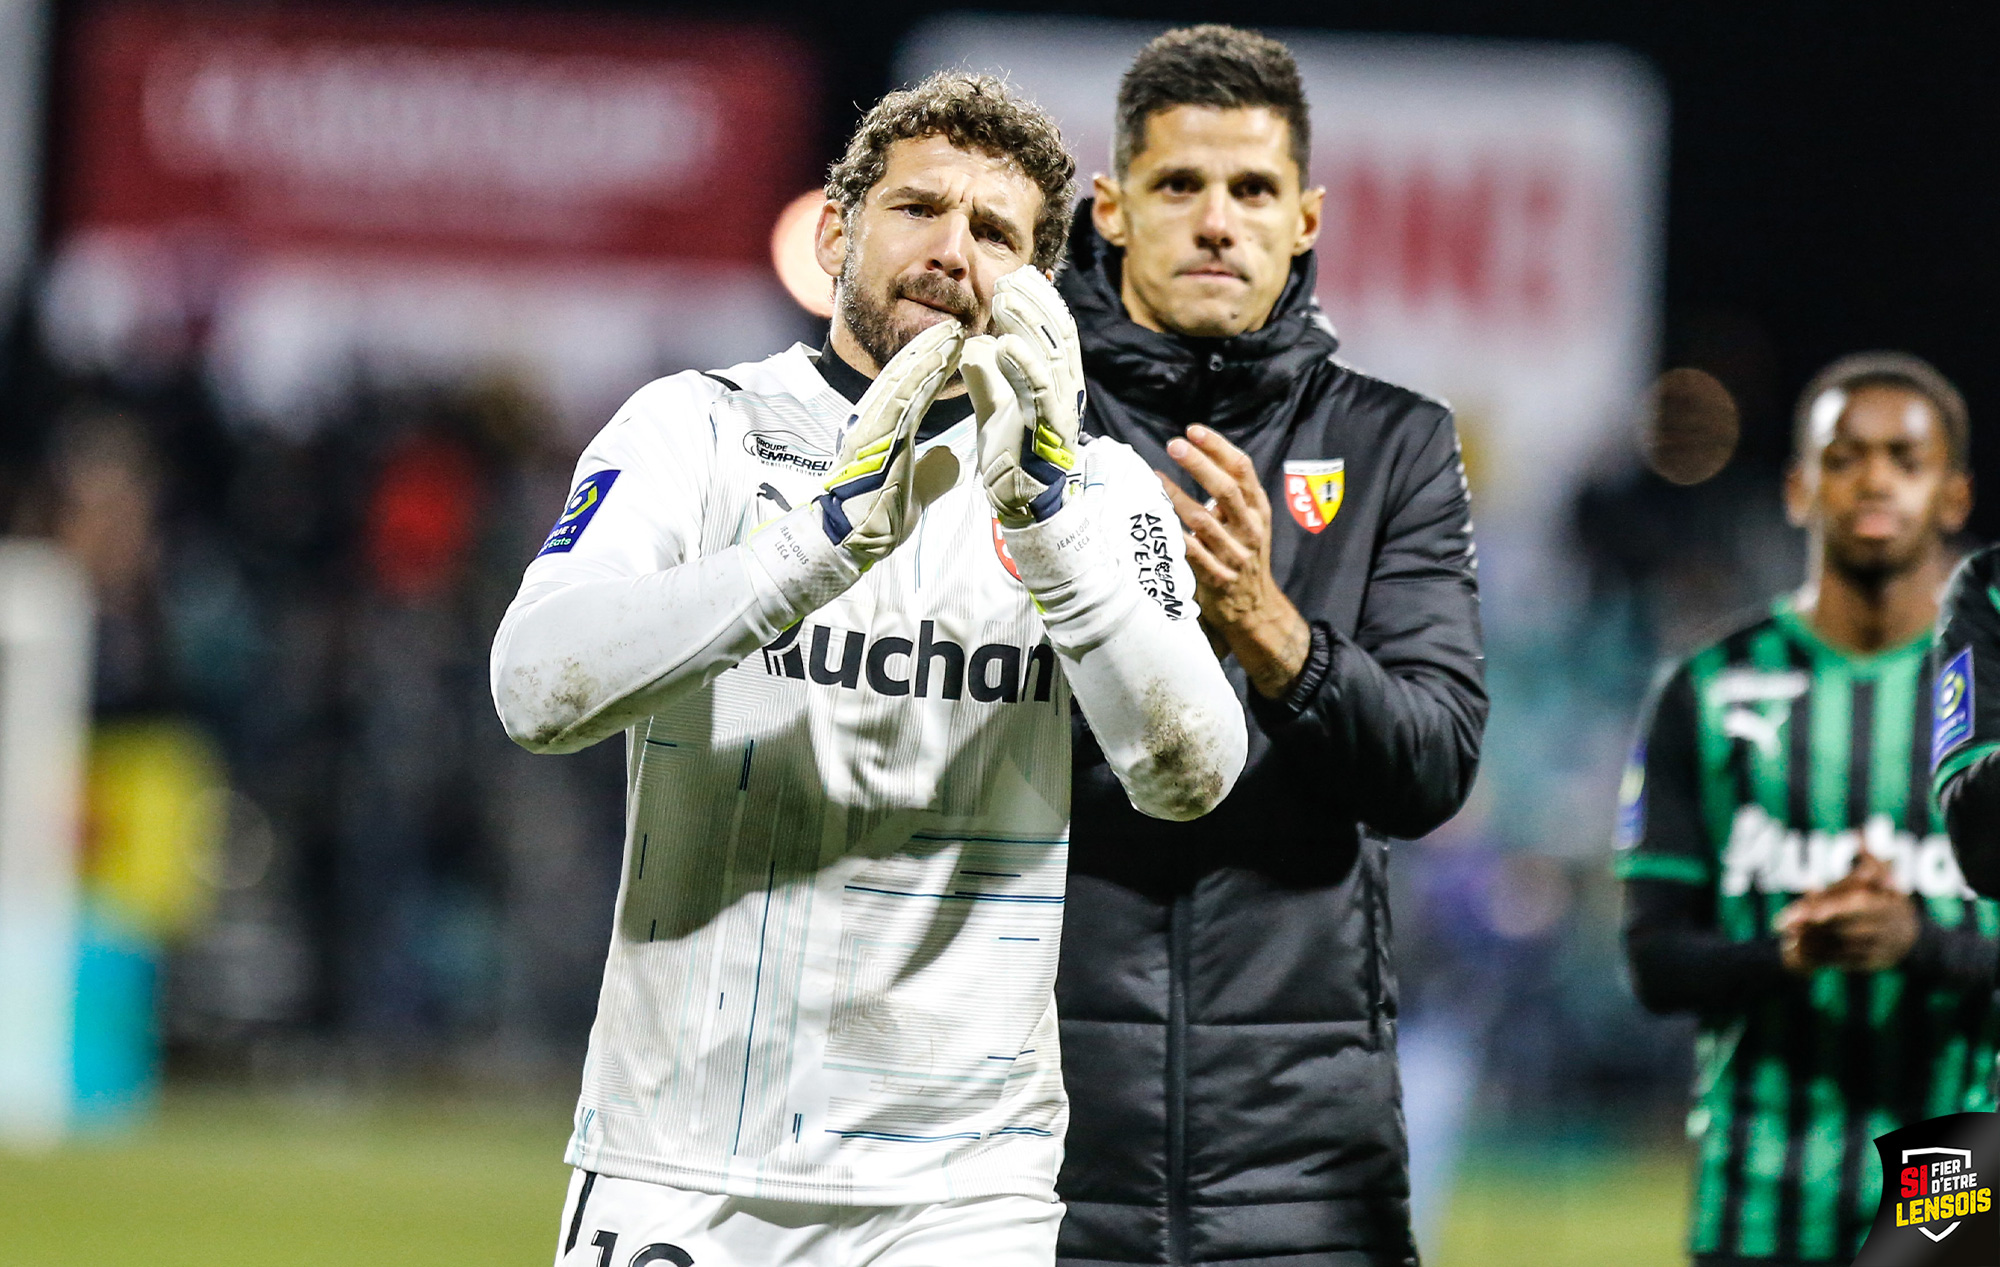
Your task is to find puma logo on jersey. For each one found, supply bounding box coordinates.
[1721,804,1974,899]
[1709,670,1807,756]
[757,619,1057,704]
[1722,707,1786,756]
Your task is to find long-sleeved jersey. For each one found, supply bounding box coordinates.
[1934,546,2000,897]
[490,343,1244,1207]
[1617,597,2000,1263]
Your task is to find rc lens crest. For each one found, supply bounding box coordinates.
[1284,459,1345,533]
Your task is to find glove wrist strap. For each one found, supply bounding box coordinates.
[744,505,866,627]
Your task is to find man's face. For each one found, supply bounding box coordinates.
[1787,383,1970,583]
[817,134,1043,373]
[1093,105,1323,339]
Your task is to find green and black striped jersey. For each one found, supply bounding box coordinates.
[1615,596,2000,1263]
[1935,545,2000,833]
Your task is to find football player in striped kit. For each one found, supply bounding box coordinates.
[490,74,1245,1266]
[1616,352,2000,1266]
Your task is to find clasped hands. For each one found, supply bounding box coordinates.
[1774,850,1920,975]
[816,268,1080,566]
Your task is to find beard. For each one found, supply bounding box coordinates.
[837,258,981,370]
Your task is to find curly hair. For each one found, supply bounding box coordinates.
[825,72,1076,273]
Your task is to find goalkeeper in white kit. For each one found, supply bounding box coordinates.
[490,73,1246,1267]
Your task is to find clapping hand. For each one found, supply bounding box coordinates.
[962,267,1083,529]
[817,320,966,566]
[1775,850,1920,974]
[1156,426,1311,699]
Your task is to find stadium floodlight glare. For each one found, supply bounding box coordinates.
[772,189,836,318]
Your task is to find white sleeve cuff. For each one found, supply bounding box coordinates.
[1001,499,1140,654]
[742,505,864,636]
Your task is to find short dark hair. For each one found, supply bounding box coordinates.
[1793,351,1970,471]
[1114,25,1311,180]
[825,72,1076,273]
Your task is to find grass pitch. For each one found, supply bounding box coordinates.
[0,1088,571,1265]
[0,1090,1689,1265]
[1431,1143,1690,1267]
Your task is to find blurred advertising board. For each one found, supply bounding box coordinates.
[45,3,819,433]
[0,0,48,317]
[901,19,1666,613]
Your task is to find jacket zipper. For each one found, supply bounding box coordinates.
[1166,892,1191,1265]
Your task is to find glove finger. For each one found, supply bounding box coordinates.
[958,335,1015,419]
[993,334,1049,413]
[911,446,961,510]
[996,334,1073,444]
[991,291,1059,363]
[889,333,967,466]
[878,316,964,386]
[994,267,1077,354]
[993,270,1083,416]
[858,320,964,435]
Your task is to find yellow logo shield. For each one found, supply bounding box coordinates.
[1284,459,1345,533]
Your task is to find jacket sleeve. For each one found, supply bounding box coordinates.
[1935,547,2000,897]
[1247,404,1487,839]
[1003,439,1246,821]
[490,377,862,754]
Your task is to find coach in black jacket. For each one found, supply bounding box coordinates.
[1054,28,1487,1267]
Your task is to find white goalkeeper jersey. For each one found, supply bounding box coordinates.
[492,343,1239,1207]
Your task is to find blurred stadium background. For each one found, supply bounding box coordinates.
[0,1,1986,1262]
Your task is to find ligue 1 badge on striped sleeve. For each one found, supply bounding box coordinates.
[538,469,620,557]
[1935,646,1974,771]
[1614,741,1645,850]
[1283,459,1345,533]
[1854,1112,2000,1265]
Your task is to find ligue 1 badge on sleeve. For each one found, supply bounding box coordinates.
[1854,1112,2000,1266]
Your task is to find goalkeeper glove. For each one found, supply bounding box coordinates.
[816,320,965,565]
[961,267,1083,528]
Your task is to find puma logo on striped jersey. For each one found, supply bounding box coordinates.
[1721,707,1786,756]
[1709,671,1807,757]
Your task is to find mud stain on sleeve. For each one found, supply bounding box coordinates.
[505,655,600,750]
[1137,679,1226,821]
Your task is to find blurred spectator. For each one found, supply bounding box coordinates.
[0,332,625,1075]
[16,403,259,723]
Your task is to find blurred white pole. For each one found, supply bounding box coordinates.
[0,543,92,1150]
[0,0,48,318]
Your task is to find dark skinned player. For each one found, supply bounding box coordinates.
[1617,352,1999,1266]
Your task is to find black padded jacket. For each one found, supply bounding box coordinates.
[1054,204,1488,1267]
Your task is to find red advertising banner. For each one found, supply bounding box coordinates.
[58,3,816,265]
